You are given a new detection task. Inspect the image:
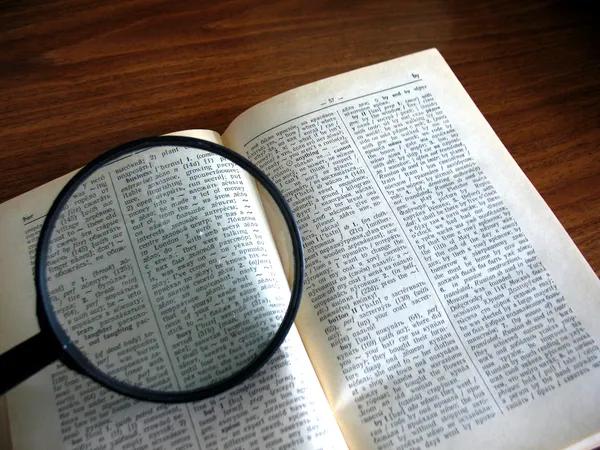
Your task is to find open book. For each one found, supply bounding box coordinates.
[1,49,599,450]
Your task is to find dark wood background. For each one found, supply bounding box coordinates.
[0,1,599,447]
[1,0,598,276]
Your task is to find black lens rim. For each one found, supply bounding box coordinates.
[34,136,304,403]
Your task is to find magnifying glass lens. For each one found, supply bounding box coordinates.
[43,143,296,395]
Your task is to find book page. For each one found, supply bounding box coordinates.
[223,49,600,450]
[0,130,347,450]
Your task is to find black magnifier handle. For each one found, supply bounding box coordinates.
[0,332,61,395]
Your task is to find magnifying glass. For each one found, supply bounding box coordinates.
[0,136,304,403]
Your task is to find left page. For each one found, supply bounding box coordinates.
[0,130,347,450]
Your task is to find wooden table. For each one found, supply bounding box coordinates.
[1,0,598,273]
[0,0,599,447]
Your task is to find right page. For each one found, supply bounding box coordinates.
[223,49,600,450]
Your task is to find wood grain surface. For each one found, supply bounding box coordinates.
[1,0,599,273]
[0,0,599,446]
